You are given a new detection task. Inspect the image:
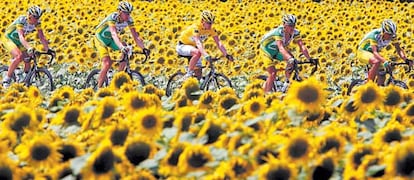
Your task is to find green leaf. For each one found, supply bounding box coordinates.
[365,165,386,177]
[244,112,277,126]
[161,127,178,140]
[210,147,228,161]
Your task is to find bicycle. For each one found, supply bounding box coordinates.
[347,60,413,95]
[257,58,319,93]
[0,51,55,93]
[84,48,148,90]
[165,56,232,97]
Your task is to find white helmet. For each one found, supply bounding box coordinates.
[118,1,133,13]
[282,14,297,26]
[28,5,42,18]
[381,19,397,38]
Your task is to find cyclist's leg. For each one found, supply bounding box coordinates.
[284,51,295,81]
[360,50,381,82]
[261,45,279,93]
[3,38,24,84]
[176,43,200,77]
[94,37,112,88]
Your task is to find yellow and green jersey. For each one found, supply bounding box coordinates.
[358,28,394,52]
[95,12,134,50]
[5,15,40,46]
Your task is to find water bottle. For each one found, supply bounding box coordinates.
[107,69,114,82]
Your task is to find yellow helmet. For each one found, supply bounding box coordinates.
[201,10,215,23]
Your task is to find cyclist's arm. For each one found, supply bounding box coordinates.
[276,40,293,60]
[37,28,50,51]
[17,28,31,50]
[371,45,387,63]
[109,25,124,49]
[393,42,408,61]
[296,39,311,60]
[129,27,145,49]
[194,35,208,57]
[213,35,229,56]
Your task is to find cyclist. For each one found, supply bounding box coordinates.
[93,1,150,88]
[176,10,234,80]
[259,14,314,93]
[357,19,411,85]
[1,5,55,88]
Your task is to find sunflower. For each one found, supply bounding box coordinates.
[386,141,414,178]
[2,105,37,134]
[52,105,83,126]
[218,94,239,114]
[338,97,363,119]
[280,130,313,163]
[81,142,116,179]
[15,134,61,169]
[131,107,163,139]
[50,162,73,180]
[178,144,213,174]
[381,85,404,112]
[284,77,327,113]
[198,91,216,109]
[345,144,374,171]
[0,155,21,180]
[352,81,384,111]
[122,92,152,112]
[252,143,280,165]
[197,118,224,145]
[242,88,265,101]
[174,107,195,132]
[123,169,157,180]
[159,143,188,177]
[316,132,346,155]
[57,85,76,101]
[58,141,84,162]
[403,103,414,123]
[107,123,130,146]
[95,87,114,98]
[123,136,157,166]
[258,159,297,180]
[110,71,132,90]
[242,97,266,117]
[373,122,404,149]
[217,86,237,97]
[227,156,254,179]
[95,96,117,122]
[26,86,42,105]
[181,77,201,101]
[310,153,336,180]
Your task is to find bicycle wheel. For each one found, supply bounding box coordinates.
[165,72,185,97]
[347,79,365,95]
[389,80,408,89]
[0,66,16,84]
[128,70,146,88]
[25,68,54,92]
[204,73,232,91]
[84,69,108,90]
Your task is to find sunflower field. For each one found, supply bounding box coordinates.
[0,0,414,179]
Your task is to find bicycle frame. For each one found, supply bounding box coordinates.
[23,52,54,82]
[385,62,412,85]
[199,58,218,90]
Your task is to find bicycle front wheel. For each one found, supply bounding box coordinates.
[84,69,108,90]
[204,73,232,92]
[347,79,365,95]
[129,70,146,88]
[25,68,54,92]
[165,72,185,97]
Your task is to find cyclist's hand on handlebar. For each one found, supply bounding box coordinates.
[27,48,37,57]
[405,59,413,67]
[121,46,132,56]
[288,57,298,65]
[226,54,234,61]
[143,48,150,57]
[47,48,56,56]
[204,55,212,62]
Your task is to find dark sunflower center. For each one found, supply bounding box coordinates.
[318,138,340,154]
[297,85,319,103]
[114,75,129,89]
[194,114,205,124]
[185,84,200,101]
[205,124,223,144]
[345,101,358,113]
[58,145,77,162]
[361,87,377,104]
[232,162,247,176]
[249,102,261,113]
[384,90,401,106]
[58,167,73,179]
[396,152,414,176]
[62,92,71,99]
[201,95,213,105]
[406,105,414,116]
[0,166,13,180]
[92,149,114,174]
[142,115,157,129]
[10,113,31,132]
[383,129,402,143]
[187,153,209,168]
[167,148,184,166]
[266,167,291,180]
[306,112,321,121]
[256,149,279,165]
[352,149,372,169]
[180,116,192,132]
[101,105,115,119]
[97,91,112,98]
[64,109,80,125]
[221,97,237,110]
[312,158,334,180]
[288,139,309,159]
[131,97,146,110]
[31,145,51,161]
[110,129,129,146]
[125,142,151,166]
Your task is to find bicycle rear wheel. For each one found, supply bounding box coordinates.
[165,72,185,97]
[0,66,16,84]
[128,70,146,88]
[204,73,232,92]
[347,79,365,95]
[25,68,54,92]
[84,69,108,90]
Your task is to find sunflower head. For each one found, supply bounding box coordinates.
[258,159,297,180]
[284,77,327,113]
[110,71,132,90]
[243,97,266,116]
[181,77,201,101]
[198,91,216,109]
[178,144,213,174]
[132,107,163,139]
[218,94,239,114]
[352,81,384,111]
[387,142,414,177]
[95,87,114,98]
[123,137,156,166]
[123,92,151,112]
[3,105,36,133]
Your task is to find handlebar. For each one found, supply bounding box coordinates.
[389,59,412,73]
[295,58,319,75]
[32,51,56,65]
[120,51,149,64]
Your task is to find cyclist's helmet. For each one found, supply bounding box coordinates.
[28,5,42,18]
[381,19,397,38]
[282,14,297,26]
[118,1,133,13]
[201,10,215,23]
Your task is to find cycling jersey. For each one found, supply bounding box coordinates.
[178,23,218,46]
[95,12,134,50]
[358,29,394,52]
[5,16,41,46]
[260,25,300,62]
